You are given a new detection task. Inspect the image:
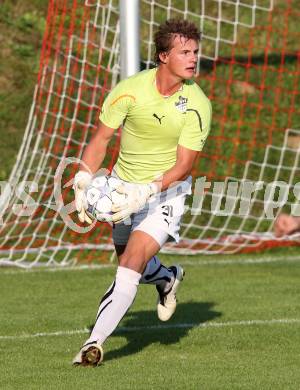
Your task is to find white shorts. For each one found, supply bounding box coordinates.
[111,170,192,248]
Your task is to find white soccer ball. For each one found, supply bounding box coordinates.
[85,175,126,222]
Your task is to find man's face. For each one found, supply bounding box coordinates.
[160,35,199,80]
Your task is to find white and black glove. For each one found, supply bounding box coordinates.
[111,182,159,224]
[73,170,93,224]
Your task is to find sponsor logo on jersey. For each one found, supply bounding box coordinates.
[175,96,188,113]
[153,113,165,124]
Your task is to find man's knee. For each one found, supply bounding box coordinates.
[119,246,147,271]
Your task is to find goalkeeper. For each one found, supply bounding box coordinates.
[73,19,212,366]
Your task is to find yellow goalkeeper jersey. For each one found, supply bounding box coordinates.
[99,68,212,183]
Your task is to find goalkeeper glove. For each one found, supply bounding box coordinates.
[111,182,159,224]
[73,170,93,224]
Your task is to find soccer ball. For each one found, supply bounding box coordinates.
[85,175,125,222]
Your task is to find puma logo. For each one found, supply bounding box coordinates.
[164,218,170,227]
[153,113,165,124]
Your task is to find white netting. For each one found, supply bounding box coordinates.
[167,128,300,254]
[141,0,274,69]
[1,0,299,267]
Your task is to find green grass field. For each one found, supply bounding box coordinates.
[1,252,300,390]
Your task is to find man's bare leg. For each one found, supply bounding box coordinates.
[114,234,184,322]
[74,231,161,366]
[115,240,176,293]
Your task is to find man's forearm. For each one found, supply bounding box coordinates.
[80,140,108,174]
[153,145,198,192]
[79,123,114,174]
[154,163,191,192]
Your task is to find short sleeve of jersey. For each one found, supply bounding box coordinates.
[99,79,136,129]
[178,93,212,151]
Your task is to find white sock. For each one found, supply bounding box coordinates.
[140,255,175,293]
[85,266,141,346]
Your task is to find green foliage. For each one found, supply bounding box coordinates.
[16,11,46,34]
[0,1,48,180]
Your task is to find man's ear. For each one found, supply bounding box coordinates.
[159,52,168,64]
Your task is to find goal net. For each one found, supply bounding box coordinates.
[0,0,299,267]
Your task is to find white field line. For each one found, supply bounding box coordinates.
[180,254,300,266]
[1,318,300,341]
[1,254,300,275]
[0,264,113,275]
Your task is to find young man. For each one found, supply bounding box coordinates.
[73,19,212,366]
